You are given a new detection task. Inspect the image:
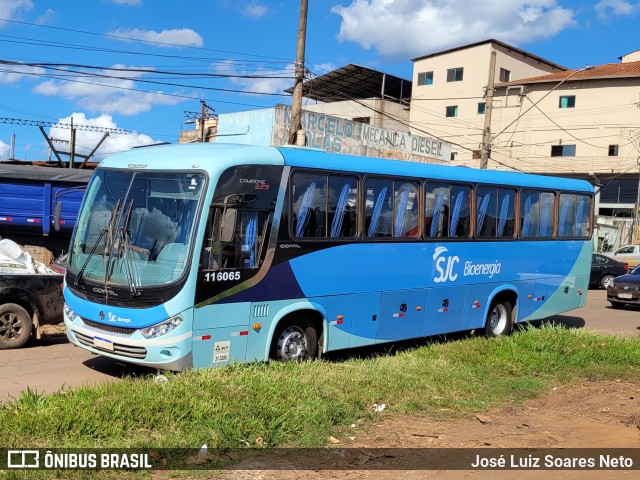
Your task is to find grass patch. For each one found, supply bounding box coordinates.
[0,325,638,475]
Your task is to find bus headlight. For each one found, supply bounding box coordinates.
[140,316,184,339]
[64,304,78,322]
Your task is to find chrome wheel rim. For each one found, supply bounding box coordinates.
[488,304,507,335]
[277,326,307,361]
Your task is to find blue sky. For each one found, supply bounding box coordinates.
[0,0,639,161]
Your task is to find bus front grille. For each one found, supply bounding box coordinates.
[74,332,147,359]
[82,318,136,335]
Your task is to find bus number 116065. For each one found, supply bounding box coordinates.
[204,271,241,282]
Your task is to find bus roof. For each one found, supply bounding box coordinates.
[97,143,593,193]
[276,146,593,192]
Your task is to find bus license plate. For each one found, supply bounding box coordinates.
[618,293,633,299]
[94,336,114,351]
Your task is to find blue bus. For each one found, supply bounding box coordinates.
[63,143,593,370]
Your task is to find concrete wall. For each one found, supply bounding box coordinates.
[302,98,409,131]
[214,108,276,146]
[216,105,451,164]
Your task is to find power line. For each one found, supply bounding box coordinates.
[0,18,292,62]
[0,60,294,97]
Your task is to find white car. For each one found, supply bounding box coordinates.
[605,244,640,268]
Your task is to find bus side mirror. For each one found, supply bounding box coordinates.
[220,209,237,243]
[54,202,62,232]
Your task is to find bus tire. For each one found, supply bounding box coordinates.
[0,303,32,350]
[484,300,513,338]
[270,318,317,362]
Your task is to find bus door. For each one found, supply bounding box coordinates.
[377,289,426,343]
[422,286,466,337]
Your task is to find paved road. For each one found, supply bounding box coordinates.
[1,289,639,401]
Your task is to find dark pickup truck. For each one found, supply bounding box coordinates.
[0,274,64,349]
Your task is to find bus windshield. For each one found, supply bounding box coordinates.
[68,169,205,290]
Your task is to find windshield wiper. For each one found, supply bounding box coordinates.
[117,200,142,298]
[74,199,120,288]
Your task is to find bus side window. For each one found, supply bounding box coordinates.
[394,181,419,237]
[425,183,450,238]
[328,175,358,238]
[558,193,577,238]
[450,185,471,237]
[292,173,328,238]
[497,188,516,237]
[365,178,393,238]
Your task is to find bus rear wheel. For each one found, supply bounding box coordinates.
[485,300,513,338]
[270,319,317,362]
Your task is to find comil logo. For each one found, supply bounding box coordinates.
[433,246,459,283]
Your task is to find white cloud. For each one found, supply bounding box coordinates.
[107,28,203,48]
[0,0,33,25]
[0,140,9,158]
[49,113,156,158]
[595,0,638,20]
[32,65,186,116]
[332,0,577,60]
[110,0,142,5]
[0,64,46,84]
[35,8,55,24]
[214,60,295,95]
[242,2,269,18]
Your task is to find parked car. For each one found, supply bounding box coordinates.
[606,265,640,309]
[591,253,628,289]
[604,244,640,268]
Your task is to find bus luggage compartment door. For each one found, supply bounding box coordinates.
[422,286,466,337]
[377,289,426,343]
[192,326,249,368]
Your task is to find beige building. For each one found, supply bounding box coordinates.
[409,39,640,245]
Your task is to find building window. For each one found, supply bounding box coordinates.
[445,105,458,117]
[499,68,511,82]
[551,144,576,157]
[417,71,433,85]
[450,152,458,161]
[477,102,486,114]
[353,117,370,124]
[608,145,619,156]
[446,67,464,82]
[559,95,576,108]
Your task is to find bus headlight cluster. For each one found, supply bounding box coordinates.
[64,304,78,322]
[140,316,184,339]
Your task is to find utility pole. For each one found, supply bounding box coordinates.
[480,50,496,169]
[289,0,308,146]
[199,100,207,142]
[69,116,76,169]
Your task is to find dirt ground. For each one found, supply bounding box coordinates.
[210,380,639,480]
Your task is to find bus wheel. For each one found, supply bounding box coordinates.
[271,319,317,362]
[0,303,32,350]
[485,300,513,338]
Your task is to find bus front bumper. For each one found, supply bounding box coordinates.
[64,313,193,371]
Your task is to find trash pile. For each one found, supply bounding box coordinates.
[0,238,58,274]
